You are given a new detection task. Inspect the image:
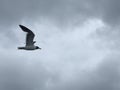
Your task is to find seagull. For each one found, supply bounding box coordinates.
[18,25,41,50]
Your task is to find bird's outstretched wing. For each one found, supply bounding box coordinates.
[19,25,35,46]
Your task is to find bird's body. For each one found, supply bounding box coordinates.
[18,25,41,50]
[18,46,37,50]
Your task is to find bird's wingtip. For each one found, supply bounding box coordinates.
[19,24,22,27]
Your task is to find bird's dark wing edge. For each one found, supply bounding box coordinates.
[19,25,35,46]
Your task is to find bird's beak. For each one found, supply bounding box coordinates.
[39,47,42,49]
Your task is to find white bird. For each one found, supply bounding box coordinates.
[18,25,41,50]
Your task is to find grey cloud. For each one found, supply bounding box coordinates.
[84,56,120,90]
[50,54,120,90]
[89,0,120,26]
[0,0,120,27]
[0,0,120,90]
[0,0,103,26]
[0,52,51,90]
[100,0,120,26]
[0,51,120,90]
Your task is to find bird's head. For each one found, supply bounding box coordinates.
[36,46,41,49]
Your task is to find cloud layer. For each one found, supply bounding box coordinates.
[0,0,120,90]
[1,0,120,26]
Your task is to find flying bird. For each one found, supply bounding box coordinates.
[18,25,41,50]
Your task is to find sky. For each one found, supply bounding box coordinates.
[0,0,120,90]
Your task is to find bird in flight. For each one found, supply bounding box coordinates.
[18,25,41,50]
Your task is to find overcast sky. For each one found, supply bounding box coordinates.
[0,0,120,90]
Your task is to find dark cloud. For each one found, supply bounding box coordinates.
[0,0,110,26]
[0,0,120,27]
[99,0,120,26]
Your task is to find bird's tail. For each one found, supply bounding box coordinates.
[18,47,25,50]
